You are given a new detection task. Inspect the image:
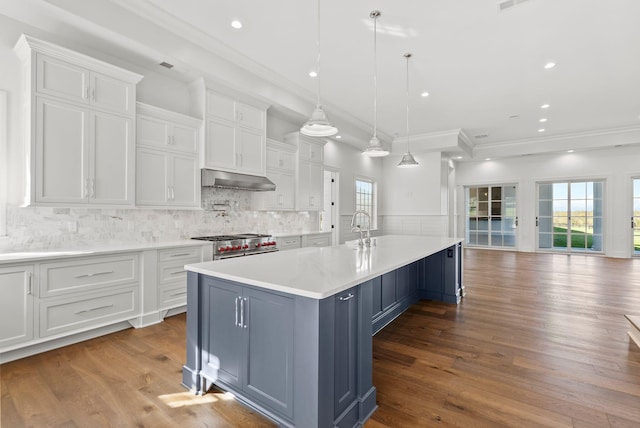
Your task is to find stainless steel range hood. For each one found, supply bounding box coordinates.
[201,169,276,191]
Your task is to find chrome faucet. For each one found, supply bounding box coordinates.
[350,210,371,248]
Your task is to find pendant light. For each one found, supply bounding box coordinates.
[397,53,419,168]
[300,0,338,137]
[362,10,389,157]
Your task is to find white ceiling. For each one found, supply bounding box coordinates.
[3,0,640,158]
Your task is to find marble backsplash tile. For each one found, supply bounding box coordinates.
[1,189,319,251]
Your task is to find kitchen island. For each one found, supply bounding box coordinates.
[183,235,463,427]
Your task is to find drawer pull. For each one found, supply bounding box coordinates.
[74,303,114,314]
[169,253,191,258]
[169,291,187,297]
[339,293,355,302]
[74,270,114,279]
[170,270,185,276]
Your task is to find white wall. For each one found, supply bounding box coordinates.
[455,146,640,258]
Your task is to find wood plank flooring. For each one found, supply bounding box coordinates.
[2,249,640,427]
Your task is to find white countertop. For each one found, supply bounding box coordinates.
[0,240,212,264]
[185,235,463,299]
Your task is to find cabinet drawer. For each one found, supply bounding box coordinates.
[158,258,200,286]
[278,236,301,251]
[158,246,202,263]
[303,235,331,248]
[39,286,138,337]
[159,282,187,309]
[40,254,139,298]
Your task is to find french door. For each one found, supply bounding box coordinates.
[466,184,517,248]
[537,180,604,253]
[633,178,640,256]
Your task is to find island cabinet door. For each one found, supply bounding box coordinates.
[334,286,359,421]
[203,281,244,389]
[243,287,294,419]
[381,271,397,312]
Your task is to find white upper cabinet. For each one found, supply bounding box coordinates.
[14,34,143,207]
[198,87,268,176]
[137,103,199,154]
[253,139,297,211]
[135,103,201,208]
[285,132,326,211]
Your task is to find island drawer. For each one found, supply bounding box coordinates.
[39,285,139,337]
[39,254,139,298]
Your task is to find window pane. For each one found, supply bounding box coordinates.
[539,183,553,200]
[553,183,568,199]
[491,202,501,216]
[571,182,586,199]
[491,187,502,201]
[478,188,489,202]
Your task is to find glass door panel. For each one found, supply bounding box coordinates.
[466,184,517,248]
[537,180,604,253]
[633,178,640,256]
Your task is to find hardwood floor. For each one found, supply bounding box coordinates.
[2,249,640,427]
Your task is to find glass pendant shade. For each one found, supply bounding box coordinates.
[363,136,389,157]
[397,52,419,168]
[362,10,389,157]
[301,105,338,137]
[301,0,337,137]
[397,151,419,167]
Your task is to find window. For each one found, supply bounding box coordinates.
[354,178,376,230]
[633,178,640,256]
[537,180,604,253]
[0,91,6,237]
[466,184,517,248]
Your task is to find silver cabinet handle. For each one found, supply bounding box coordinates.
[91,87,96,101]
[26,272,33,295]
[240,297,247,328]
[84,178,90,198]
[169,291,187,297]
[235,296,239,327]
[169,253,190,258]
[339,293,355,301]
[84,87,89,100]
[73,270,114,279]
[74,303,114,315]
[170,270,184,276]
[89,179,95,198]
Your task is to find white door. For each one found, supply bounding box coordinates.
[90,111,133,205]
[136,148,168,205]
[90,72,134,115]
[171,123,198,154]
[633,178,640,257]
[0,265,34,348]
[236,102,264,130]
[205,118,235,170]
[170,154,199,207]
[35,97,89,204]
[137,115,169,149]
[322,170,338,245]
[237,127,264,175]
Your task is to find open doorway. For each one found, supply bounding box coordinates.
[322,169,339,245]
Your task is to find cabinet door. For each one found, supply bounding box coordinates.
[136,148,169,205]
[36,54,89,104]
[0,266,34,348]
[334,287,358,418]
[205,118,235,170]
[207,92,236,122]
[171,123,198,154]
[170,154,199,207]
[137,115,169,149]
[90,71,134,115]
[90,111,133,205]
[381,271,396,312]
[204,280,244,389]
[243,287,294,419]
[237,127,264,175]
[298,160,323,210]
[35,97,89,204]
[237,102,265,130]
[277,172,295,210]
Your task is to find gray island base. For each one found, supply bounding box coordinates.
[182,235,463,427]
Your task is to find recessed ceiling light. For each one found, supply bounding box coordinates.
[309,71,318,78]
[485,158,491,161]
[335,135,342,139]
[544,62,556,69]
[567,150,574,153]
[538,128,545,133]
[231,20,243,29]
[421,92,429,97]
[539,118,547,123]
[455,156,463,159]
[541,104,550,109]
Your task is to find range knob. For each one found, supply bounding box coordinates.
[225,246,232,251]
[256,243,262,248]
[219,247,226,252]
[243,244,249,249]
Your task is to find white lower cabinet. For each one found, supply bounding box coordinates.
[301,232,332,248]
[278,236,301,251]
[0,265,34,348]
[157,246,203,310]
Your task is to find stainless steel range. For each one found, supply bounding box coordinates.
[191,233,278,260]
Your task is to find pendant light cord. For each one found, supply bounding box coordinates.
[405,53,411,152]
[315,0,321,107]
[372,12,378,139]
